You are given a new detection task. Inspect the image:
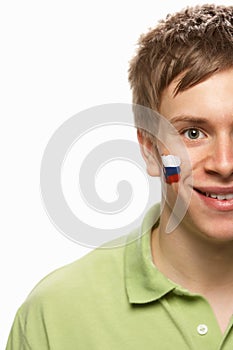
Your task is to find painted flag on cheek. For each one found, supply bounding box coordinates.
[161,155,181,184]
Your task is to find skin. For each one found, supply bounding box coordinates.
[138,68,233,333]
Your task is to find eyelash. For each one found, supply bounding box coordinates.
[180,127,206,141]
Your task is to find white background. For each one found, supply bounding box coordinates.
[1,0,232,348]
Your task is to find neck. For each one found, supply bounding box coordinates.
[152,214,233,294]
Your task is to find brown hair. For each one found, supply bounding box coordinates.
[129,4,233,122]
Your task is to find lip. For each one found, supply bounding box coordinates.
[194,186,233,195]
[193,187,233,211]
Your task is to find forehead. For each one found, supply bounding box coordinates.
[159,69,233,124]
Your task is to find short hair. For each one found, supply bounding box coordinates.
[129,4,233,123]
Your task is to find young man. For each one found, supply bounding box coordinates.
[6,4,233,349]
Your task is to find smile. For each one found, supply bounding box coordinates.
[194,187,233,211]
[196,190,233,200]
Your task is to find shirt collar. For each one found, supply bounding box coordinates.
[124,204,177,304]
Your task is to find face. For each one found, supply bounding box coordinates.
[158,69,233,242]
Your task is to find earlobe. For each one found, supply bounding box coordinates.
[137,130,161,176]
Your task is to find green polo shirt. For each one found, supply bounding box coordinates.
[6,204,233,349]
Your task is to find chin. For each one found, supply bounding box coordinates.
[203,226,233,243]
[184,210,233,244]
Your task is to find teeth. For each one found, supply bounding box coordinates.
[216,194,226,200]
[226,194,233,200]
[204,192,233,200]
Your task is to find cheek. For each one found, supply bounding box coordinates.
[179,150,201,182]
[184,154,206,187]
[161,178,180,198]
[162,164,192,202]
[185,147,208,169]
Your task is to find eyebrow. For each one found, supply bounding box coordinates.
[169,115,209,125]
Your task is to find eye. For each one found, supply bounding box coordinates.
[183,128,205,140]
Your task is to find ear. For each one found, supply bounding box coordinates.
[137,130,161,176]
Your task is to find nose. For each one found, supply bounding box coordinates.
[204,134,233,179]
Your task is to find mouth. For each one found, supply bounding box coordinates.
[194,188,233,201]
[193,187,233,211]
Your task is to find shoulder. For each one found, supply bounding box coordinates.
[22,237,127,310]
[7,238,130,349]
